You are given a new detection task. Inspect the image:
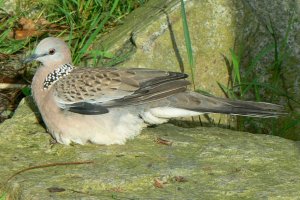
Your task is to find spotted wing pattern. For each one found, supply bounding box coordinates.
[53,68,189,114]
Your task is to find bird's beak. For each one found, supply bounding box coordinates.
[23,53,40,64]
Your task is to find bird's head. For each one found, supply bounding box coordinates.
[23,37,72,67]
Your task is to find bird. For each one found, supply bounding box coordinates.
[24,37,286,145]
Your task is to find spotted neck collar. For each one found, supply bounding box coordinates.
[43,63,74,89]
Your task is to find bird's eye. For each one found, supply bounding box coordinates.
[49,49,56,55]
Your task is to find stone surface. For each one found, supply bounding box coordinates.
[234,0,300,138]
[240,0,300,100]
[0,97,299,199]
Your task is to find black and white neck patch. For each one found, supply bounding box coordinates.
[43,63,74,89]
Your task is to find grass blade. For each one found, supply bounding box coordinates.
[180,0,195,89]
[230,48,241,85]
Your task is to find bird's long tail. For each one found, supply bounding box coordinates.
[167,91,286,118]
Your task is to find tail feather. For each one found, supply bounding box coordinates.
[168,92,287,118]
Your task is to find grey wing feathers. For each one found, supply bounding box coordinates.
[168,92,286,117]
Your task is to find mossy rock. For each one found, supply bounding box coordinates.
[0,97,299,199]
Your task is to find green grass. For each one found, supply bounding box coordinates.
[0,192,6,200]
[44,0,147,65]
[0,0,147,64]
[46,0,115,64]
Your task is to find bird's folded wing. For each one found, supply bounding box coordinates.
[53,68,190,114]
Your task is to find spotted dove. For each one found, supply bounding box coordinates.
[24,37,285,145]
